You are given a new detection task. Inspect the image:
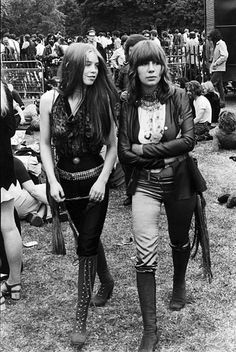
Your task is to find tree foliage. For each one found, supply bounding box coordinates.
[58,0,82,37]
[1,0,65,36]
[1,0,204,37]
[78,0,204,34]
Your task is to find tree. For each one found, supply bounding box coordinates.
[78,0,204,34]
[1,0,65,36]
[1,0,205,37]
[58,0,82,37]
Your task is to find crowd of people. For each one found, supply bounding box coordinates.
[1,27,222,86]
[1,25,236,352]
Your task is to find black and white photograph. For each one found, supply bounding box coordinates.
[1,1,236,351]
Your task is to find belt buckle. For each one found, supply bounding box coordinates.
[72,157,80,165]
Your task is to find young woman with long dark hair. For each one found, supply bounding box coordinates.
[40,43,118,348]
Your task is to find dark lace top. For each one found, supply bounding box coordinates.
[50,93,103,159]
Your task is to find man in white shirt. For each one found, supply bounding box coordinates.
[35,37,45,60]
[209,29,228,107]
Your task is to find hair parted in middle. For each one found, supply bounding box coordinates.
[128,40,174,104]
[57,43,118,142]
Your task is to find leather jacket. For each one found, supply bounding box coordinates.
[118,86,196,198]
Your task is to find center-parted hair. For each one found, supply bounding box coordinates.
[58,43,118,143]
[128,40,174,104]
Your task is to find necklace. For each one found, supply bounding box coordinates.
[140,98,160,111]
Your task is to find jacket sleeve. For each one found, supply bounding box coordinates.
[142,90,195,158]
[118,102,164,169]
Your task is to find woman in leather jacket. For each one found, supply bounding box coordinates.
[118,40,197,352]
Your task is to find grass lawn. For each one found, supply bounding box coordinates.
[1,141,236,352]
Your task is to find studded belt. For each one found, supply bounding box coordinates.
[56,164,103,181]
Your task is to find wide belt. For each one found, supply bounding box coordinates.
[57,164,103,181]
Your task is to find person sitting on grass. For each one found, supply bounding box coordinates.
[211,110,236,151]
[12,156,51,227]
[186,80,212,141]
[201,80,220,124]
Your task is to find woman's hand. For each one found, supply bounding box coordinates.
[50,181,65,203]
[132,143,143,156]
[89,179,106,202]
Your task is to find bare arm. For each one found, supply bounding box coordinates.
[21,180,48,204]
[89,116,117,201]
[39,90,65,202]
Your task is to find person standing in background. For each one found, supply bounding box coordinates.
[208,29,228,108]
[86,28,107,62]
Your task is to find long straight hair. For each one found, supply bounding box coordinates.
[1,81,9,116]
[128,40,174,105]
[58,43,118,143]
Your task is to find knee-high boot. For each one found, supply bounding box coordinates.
[137,271,159,352]
[90,240,114,307]
[169,242,190,311]
[71,255,97,348]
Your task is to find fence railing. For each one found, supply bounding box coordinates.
[1,46,213,99]
[163,45,209,83]
[1,60,44,99]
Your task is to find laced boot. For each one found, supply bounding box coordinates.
[137,271,159,352]
[71,255,97,348]
[90,240,114,307]
[169,241,190,311]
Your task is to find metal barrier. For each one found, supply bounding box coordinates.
[1,60,44,99]
[164,45,205,83]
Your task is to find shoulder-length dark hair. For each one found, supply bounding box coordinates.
[208,29,222,46]
[58,43,118,143]
[128,40,174,105]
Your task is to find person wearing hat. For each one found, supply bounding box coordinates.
[87,28,107,62]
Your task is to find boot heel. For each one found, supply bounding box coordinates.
[107,285,113,299]
[90,281,114,307]
[138,330,159,352]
